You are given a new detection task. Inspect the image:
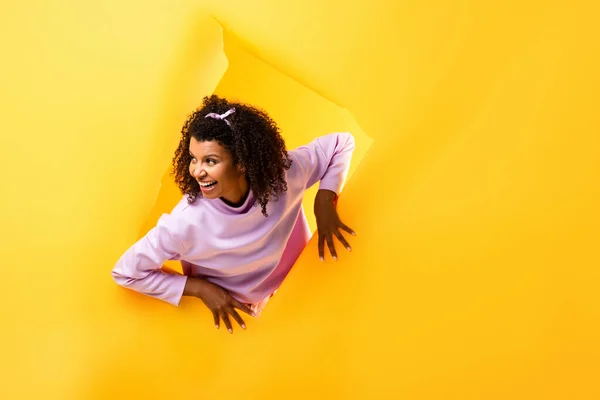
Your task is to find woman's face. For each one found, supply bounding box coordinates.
[188,138,247,204]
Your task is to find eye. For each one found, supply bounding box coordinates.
[207,158,217,165]
[189,156,197,163]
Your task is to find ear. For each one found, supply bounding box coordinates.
[237,164,246,174]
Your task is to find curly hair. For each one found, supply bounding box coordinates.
[171,95,292,217]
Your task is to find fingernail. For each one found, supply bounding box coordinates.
[215,325,219,329]
[333,256,337,261]
[241,324,246,329]
[352,232,356,236]
[228,329,232,333]
[320,256,324,262]
[347,247,352,251]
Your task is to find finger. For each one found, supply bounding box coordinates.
[220,310,233,334]
[339,222,356,236]
[318,233,325,261]
[232,299,256,317]
[334,229,352,252]
[326,234,337,260]
[212,311,220,330]
[228,307,246,330]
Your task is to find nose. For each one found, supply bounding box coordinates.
[191,164,206,179]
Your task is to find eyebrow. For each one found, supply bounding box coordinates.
[189,152,220,159]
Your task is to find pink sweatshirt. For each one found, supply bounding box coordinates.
[111,132,355,306]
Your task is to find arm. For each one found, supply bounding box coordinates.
[294,132,356,196]
[112,213,254,332]
[111,213,188,306]
[293,132,357,260]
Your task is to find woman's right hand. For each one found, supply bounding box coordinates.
[184,277,255,333]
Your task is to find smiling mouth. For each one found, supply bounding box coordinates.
[199,181,217,189]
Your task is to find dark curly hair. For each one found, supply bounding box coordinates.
[171,95,292,217]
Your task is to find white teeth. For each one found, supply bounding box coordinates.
[199,181,216,187]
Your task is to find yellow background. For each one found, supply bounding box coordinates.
[1,1,599,399]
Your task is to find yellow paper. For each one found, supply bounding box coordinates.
[1,1,599,399]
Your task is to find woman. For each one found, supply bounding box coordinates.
[112,95,356,333]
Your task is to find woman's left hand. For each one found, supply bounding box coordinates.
[314,189,356,261]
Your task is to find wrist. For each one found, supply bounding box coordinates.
[315,189,337,203]
[183,277,206,298]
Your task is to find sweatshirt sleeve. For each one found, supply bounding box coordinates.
[292,132,356,195]
[111,213,188,306]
